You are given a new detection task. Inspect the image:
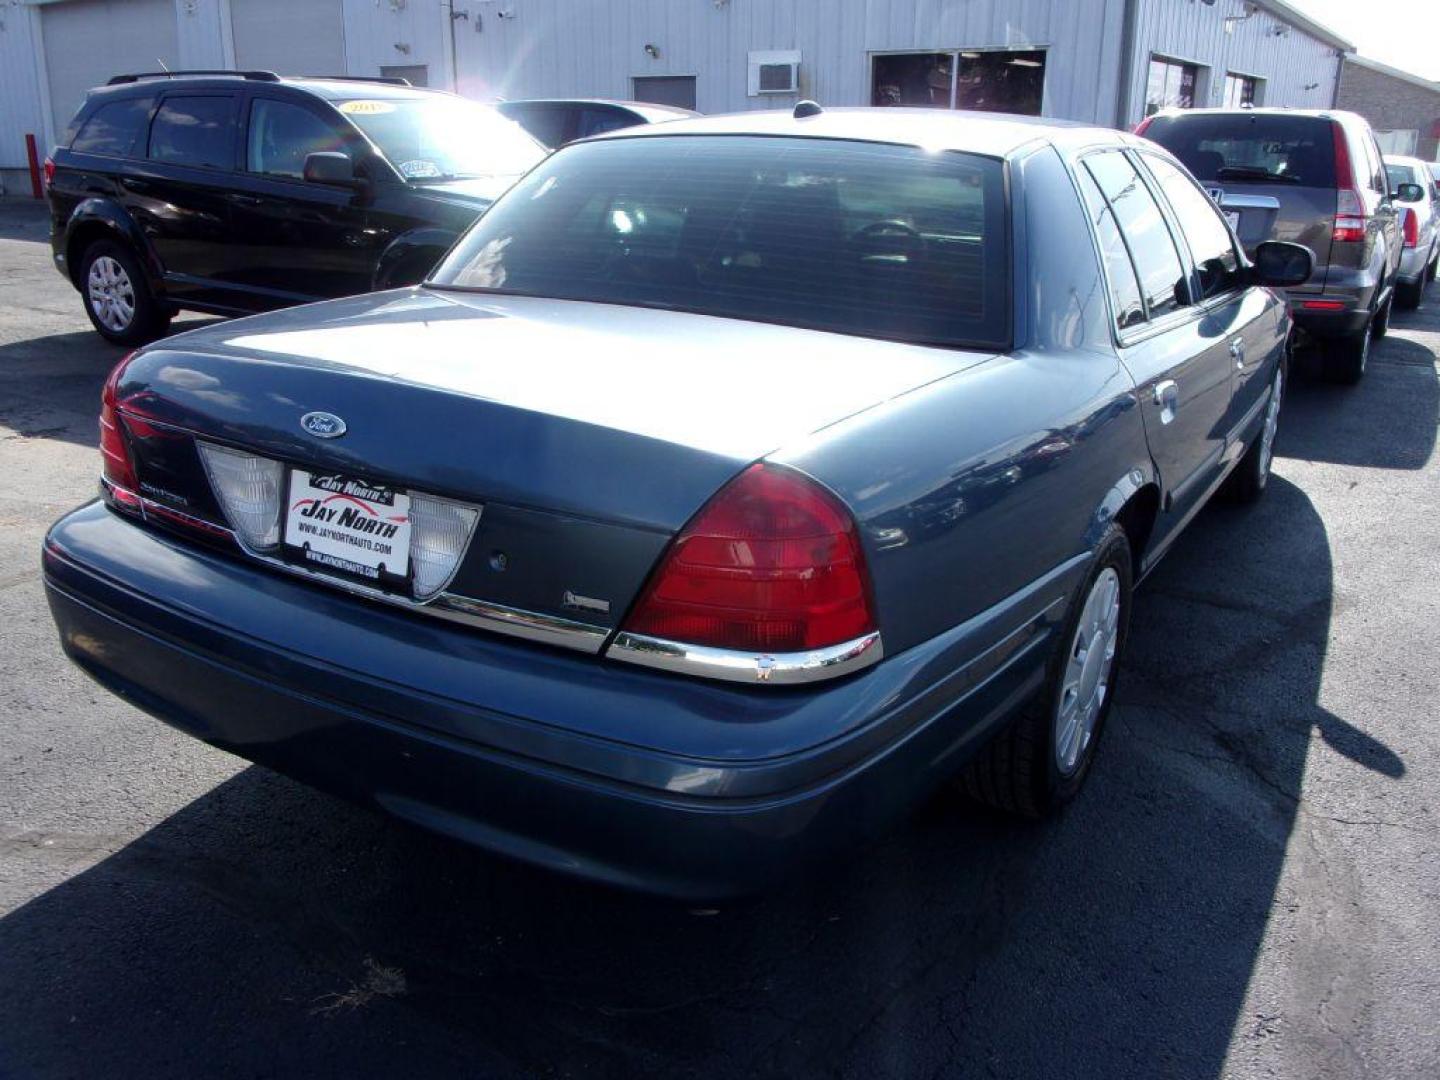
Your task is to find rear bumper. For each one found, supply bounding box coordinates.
[1289,304,1371,340]
[43,502,1059,899]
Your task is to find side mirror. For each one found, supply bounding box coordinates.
[1393,182,1425,204]
[303,151,362,188]
[1252,241,1313,289]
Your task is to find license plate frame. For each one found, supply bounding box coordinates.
[282,469,412,590]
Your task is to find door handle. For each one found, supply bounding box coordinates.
[1153,379,1179,424]
[1229,337,1245,370]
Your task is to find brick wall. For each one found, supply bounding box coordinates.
[1337,61,1440,162]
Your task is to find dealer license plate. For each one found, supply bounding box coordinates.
[283,470,411,584]
[1223,210,1241,233]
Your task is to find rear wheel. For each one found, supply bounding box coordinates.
[1427,250,1438,283]
[1396,275,1424,311]
[1223,360,1284,503]
[80,240,170,345]
[961,525,1132,818]
[1371,292,1392,337]
[1321,316,1371,385]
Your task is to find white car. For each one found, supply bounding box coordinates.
[1384,154,1440,308]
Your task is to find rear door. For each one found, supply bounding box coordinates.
[1139,150,1281,451]
[226,94,380,307]
[1141,112,1336,294]
[1076,149,1233,535]
[139,91,244,310]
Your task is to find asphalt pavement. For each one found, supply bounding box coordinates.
[1,197,1437,1079]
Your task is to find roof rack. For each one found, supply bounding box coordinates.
[107,70,281,85]
[300,75,413,87]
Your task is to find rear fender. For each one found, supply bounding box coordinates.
[1085,465,1161,580]
[374,228,458,291]
[64,198,160,292]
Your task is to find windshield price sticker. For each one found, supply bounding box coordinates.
[284,471,412,581]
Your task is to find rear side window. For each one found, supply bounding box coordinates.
[1085,151,1186,320]
[1143,154,1243,300]
[1142,114,1336,188]
[148,96,237,170]
[248,99,348,179]
[71,97,153,157]
[1075,166,1146,330]
[432,135,1011,350]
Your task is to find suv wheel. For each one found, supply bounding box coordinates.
[1321,319,1371,385]
[80,240,170,345]
[1396,275,1424,311]
[1371,292,1392,337]
[1427,250,1438,283]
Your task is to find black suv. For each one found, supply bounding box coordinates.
[47,71,546,344]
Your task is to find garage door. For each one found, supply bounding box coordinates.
[231,0,344,79]
[43,0,178,139]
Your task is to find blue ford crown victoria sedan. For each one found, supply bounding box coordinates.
[43,106,1310,899]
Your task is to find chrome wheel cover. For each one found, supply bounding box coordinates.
[87,256,135,333]
[1055,567,1121,777]
[1258,366,1283,479]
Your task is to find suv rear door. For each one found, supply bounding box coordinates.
[139,91,244,310]
[1140,112,1336,295]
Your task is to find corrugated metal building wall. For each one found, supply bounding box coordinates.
[0,0,1353,191]
[451,0,1128,123]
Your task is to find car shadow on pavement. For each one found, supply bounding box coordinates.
[0,322,223,451]
[0,468,1399,1079]
[1283,335,1438,470]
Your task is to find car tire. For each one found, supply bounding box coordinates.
[1371,292,1392,337]
[960,524,1132,819]
[1395,275,1424,311]
[1321,317,1371,385]
[1427,250,1438,283]
[1223,357,1284,504]
[79,239,170,345]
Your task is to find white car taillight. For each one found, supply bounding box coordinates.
[197,442,283,551]
[407,493,481,601]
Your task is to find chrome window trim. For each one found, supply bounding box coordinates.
[605,630,884,685]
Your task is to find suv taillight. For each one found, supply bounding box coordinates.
[622,464,876,654]
[1132,117,1154,137]
[42,157,55,189]
[99,351,141,509]
[1332,122,1367,244]
[1402,207,1419,248]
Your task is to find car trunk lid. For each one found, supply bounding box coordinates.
[114,289,990,636]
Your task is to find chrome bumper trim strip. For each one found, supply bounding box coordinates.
[605,630,884,685]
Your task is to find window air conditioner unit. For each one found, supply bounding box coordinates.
[749,51,800,95]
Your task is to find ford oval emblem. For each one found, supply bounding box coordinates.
[300,411,347,439]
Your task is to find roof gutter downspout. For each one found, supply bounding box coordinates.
[1114,0,1141,129]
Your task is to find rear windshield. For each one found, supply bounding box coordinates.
[430,135,1010,350]
[1142,113,1336,188]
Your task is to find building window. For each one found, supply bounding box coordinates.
[1224,73,1260,108]
[872,49,1045,115]
[631,76,697,111]
[1146,56,1200,115]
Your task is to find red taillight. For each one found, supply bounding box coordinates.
[1331,122,1366,244]
[623,464,876,654]
[42,156,55,188]
[99,351,140,498]
[1402,207,1419,248]
[1301,300,1347,311]
[1132,117,1154,137]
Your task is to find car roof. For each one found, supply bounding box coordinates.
[1145,106,1358,123]
[590,106,1123,159]
[1383,154,1428,168]
[83,73,462,104]
[500,98,698,119]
